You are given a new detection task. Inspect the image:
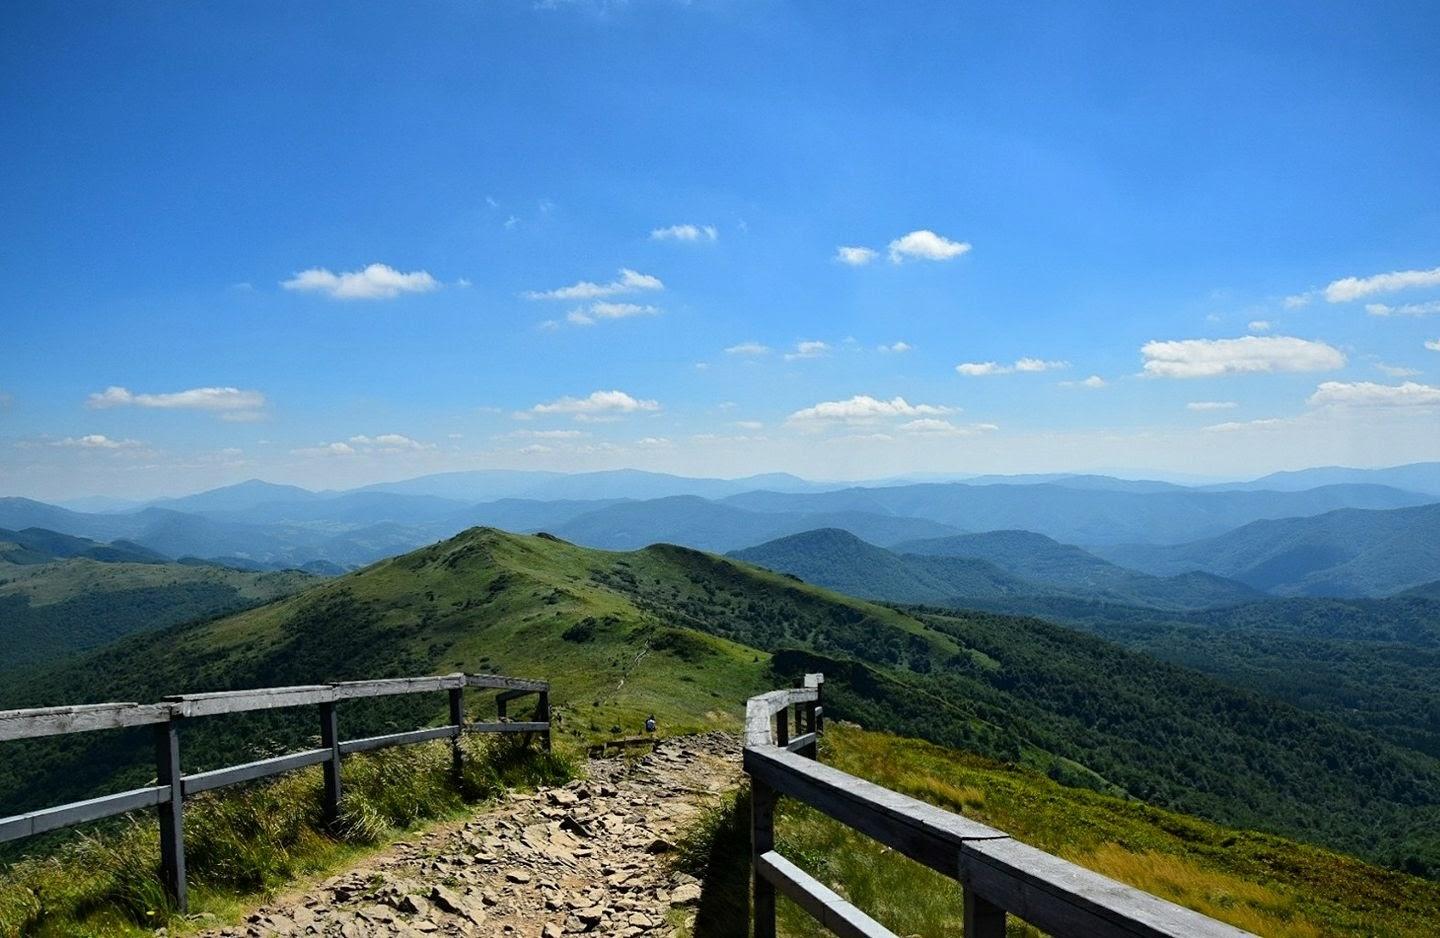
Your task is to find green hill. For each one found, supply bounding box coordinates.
[0,527,167,566]
[0,559,315,671]
[3,527,1437,877]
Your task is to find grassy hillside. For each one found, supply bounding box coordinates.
[3,527,1437,877]
[0,527,167,566]
[0,559,314,671]
[1098,502,1440,597]
[680,724,1440,938]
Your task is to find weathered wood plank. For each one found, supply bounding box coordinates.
[786,732,817,753]
[0,702,173,740]
[181,748,331,795]
[338,724,459,755]
[465,721,549,733]
[330,674,464,699]
[757,851,897,938]
[958,837,1253,937]
[464,674,548,692]
[494,688,536,705]
[165,685,334,718]
[0,785,169,843]
[744,745,1006,879]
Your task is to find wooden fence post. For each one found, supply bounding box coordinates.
[537,690,552,752]
[153,717,187,913]
[751,777,777,938]
[774,705,789,749]
[964,886,1006,937]
[320,701,341,826]
[449,687,465,780]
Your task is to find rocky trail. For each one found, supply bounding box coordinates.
[198,732,741,938]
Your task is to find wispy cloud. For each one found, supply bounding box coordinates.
[524,268,663,301]
[887,230,971,263]
[292,433,434,457]
[53,434,143,449]
[1283,293,1313,309]
[1308,381,1440,408]
[530,389,660,421]
[1248,320,1272,332]
[1139,336,1344,378]
[725,341,771,356]
[87,386,266,421]
[1059,375,1107,389]
[1324,265,1440,303]
[877,341,912,353]
[651,223,717,242]
[1427,339,1440,352]
[955,357,1068,376]
[784,340,831,361]
[1187,401,1238,411]
[787,394,953,427]
[897,418,998,437]
[282,263,438,301]
[1204,418,1289,432]
[1365,300,1440,317]
[835,246,878,266]
[1375,362,1420,378]
[566,302,661,326]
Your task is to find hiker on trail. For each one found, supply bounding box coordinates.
[645,714,656,735]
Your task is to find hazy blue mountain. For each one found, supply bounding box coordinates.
[1206,462,1440,497]
[451,497,631,531]
[894,529,1260,609]
[0,527,167,565]
[1096,503,1440,597]
[356,468,833,502]
[548,495,963,552]
[0,497,140,541]
[148,478,321,513]
[53,495,146,513]
[954,473,1189,493]
[734,528,1258,611]
[1399,580,1440,601]
[200,491,474,526]
[729,528,1050,604]
[722,482,1433,544]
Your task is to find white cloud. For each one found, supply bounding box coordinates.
[1427,339,1440,352]
[835,246,878,266]
[1325,266,1440,303]
[786,395,953,426]
[347,433,433,451]
[1283,293,1313,309]
[955,357,1067,376]
[651,224,717,242]
[87,385,266,419]
[54,434,142,449]
[1365,300,1440,317]
[565,302,661,326]
[518,444,551,456]
[1060,375,1107,389]
[1375,363,1420,378]
[887,230,971,263]
[725,342,771,356]
[282,263,438,301]
[897,418,998,437]
[1204,418,1289,433]
[1248,320,1272,332]
[292,441,357,457]
[524,268,663,301]
[1014,357,1069,373]
[877,341,912,353]
[1139,336,1345,378]
[956,361,1006,376]
[784,340,831,361]
[635,436,673,448]
[732,420,764,430]
[531,390,661,420]
[1307,381,1440,408]
[509,429,588,440]
[1187,401,1238,411]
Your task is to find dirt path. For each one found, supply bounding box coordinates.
[199,732,741,938]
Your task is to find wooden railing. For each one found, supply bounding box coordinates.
[0,672,551,912]
[742,675,1253,937]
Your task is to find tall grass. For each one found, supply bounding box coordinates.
[0,736,572,937]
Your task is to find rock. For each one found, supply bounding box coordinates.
[505,869,533,884]
[542,924,564,938]
[669,883,702,906]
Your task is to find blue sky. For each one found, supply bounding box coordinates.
[4,1,1439,499]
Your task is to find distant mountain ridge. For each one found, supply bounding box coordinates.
[1096,503,1440,597]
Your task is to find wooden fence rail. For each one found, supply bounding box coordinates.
[742,674,1254,938]
[0,671,551,912]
